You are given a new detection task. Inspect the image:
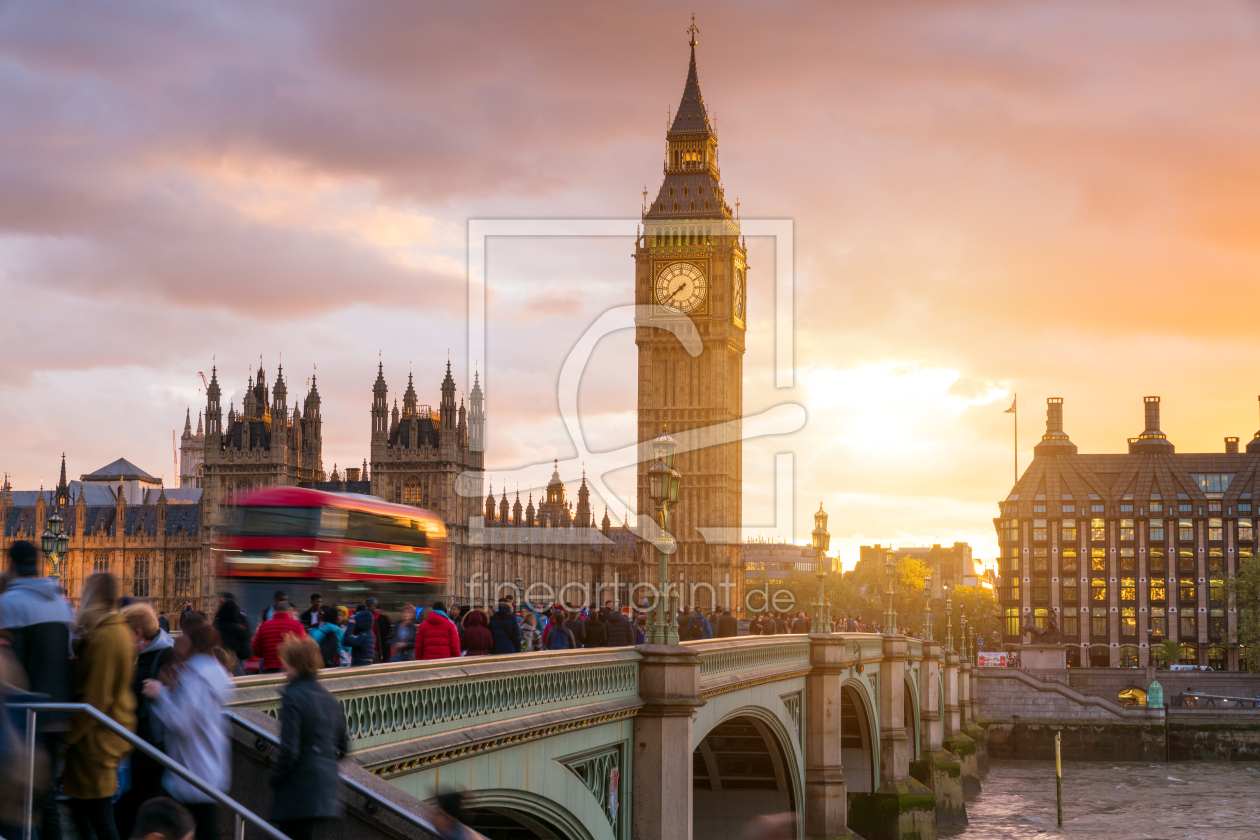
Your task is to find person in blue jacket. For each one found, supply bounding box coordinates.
[343,611,377,666]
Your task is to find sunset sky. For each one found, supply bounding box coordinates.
[5,1,1260,568]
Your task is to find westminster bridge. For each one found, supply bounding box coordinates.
[225,634,989,840]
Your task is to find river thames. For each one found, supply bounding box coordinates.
[940,760,1260,839]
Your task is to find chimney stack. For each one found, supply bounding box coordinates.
[1144,396,1161,434]
[1033,397,1077,455]
[1130,396,1175,454]
[1226,437,1240,454]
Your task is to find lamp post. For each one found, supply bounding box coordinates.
[646,424,681,645]
[922,573,933,640]
[961,615,969,659]
[945,590,954,651]
[810,503,831,633]
[884,550,897,634]
[41,507,69,580]
[513,577,523,609]
[969,626,977,663]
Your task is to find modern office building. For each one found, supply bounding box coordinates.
[996,395,1258,669]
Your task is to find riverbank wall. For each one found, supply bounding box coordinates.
[976,668,1260,761]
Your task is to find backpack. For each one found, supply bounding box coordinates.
[318,629,341,668]
[687,614,706,640]
[546,626,572,650]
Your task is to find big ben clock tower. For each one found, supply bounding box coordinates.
[636,20,745,612]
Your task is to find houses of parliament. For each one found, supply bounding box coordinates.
[0,32,749,615]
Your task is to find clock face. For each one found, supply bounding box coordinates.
[655,262,706,313]
[733,271,745,321]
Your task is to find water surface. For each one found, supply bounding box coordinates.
[941,759,1260,839]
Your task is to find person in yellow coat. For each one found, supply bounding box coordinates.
[64,572,136,840]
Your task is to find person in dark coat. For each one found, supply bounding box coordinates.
[716,608,739,638]
[115,603,177,839]
[791,611,811,634]
[563,612,587,648]
[0,540,75,840]
[604,610,635,647]
[486,601,521,655]
[584,609,607,648]
[343,612,376,666]
[268,637,349,840]
[297,594,322,631]
[213,601,252,676]
[365,598,393,663]
[460,610,493,656]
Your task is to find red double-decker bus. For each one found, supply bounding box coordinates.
[216,486,445,625]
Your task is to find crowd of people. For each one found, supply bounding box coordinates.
[0,541,351,840]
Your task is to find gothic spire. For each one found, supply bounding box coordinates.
[669,15,713,139]
[183,408,192,435]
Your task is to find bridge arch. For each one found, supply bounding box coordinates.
[692,707,802,840]
[904,674,921,761]
[459,789,597,840]
[841,678,878,793]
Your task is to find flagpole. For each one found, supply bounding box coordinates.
[1014,393,1018,483]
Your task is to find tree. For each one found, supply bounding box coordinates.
[942,585,1001,647]
[1228,558,1260,673]
[1153,638,1181,668]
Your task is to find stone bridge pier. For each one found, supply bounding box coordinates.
[226,633,982,840]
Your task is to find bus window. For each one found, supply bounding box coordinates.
[318,507,348,539]
[236,506,322,538]
[346,511,428,548]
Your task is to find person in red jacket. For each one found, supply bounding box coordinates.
[414,602,461,660]
[251,600,306,673]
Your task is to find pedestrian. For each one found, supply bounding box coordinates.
[129,797,195,840]
[365,598,393,663]
[144,622,232,840]
[251,600,305,674]
[486,599,521,655]
[267,637,349,840]
[344,610,377,667]
[605,608,636,647]
[684,607,713,641]
[519,612,542,652]
[563,610,587,648]
[309,606,346,669]
[212,601,252,677]
[414,601,461,660]
[0,540,75,840]
[156,612,170,634]
[460,610,493,656]
[634,614,647,645]
[791,611,811,634]
[585,608,607,648]
[845,615,857,633]
[297,594,322,631]
[431,792,474,840]
[114,603,176,839]
[390,606,417,661]
[65,572,136,840]
[716,607,738,638]
[260,591,287,624]
[545,613,576,650]
[179,602,195,628]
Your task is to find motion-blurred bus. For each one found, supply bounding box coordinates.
[216,486,446,625]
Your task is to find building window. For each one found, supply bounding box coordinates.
[1033,519,1047,541]
[1121,608,1137,638]
[1208,518,1223,542]
[1191,473,1234,493]
[1091,613,1108,637]
[1239,503,1252,514]
[1150,500,1163,514]
[172,554,192,598]
[1004,608,1020,636]
[1179,578,1196,602]
[1092,579,1107,602]
[1092,505,1105,514]
[402,479,422,507]
[1120,547,1135,571]
[1150,607,1166,637]
[1242,547,1255,564]
[1207,644,1227,670]
[132,555,150,598]
[1000,519,1018,543]
[1149,547,1166,572]
[1121,504,1133,513]
[1179,504,1192,514]
[1062,504,1075,514]
[1033,581,1049,601]
[1209,609,1226,639]
[1180,615,1197,639]
[1150,522,1165,542]
[1005,584,1020,602]
[1209,576,1224,603]
[1007,556,1019,573]
[1178,548,1196,572]
[1150,578,1166,601]
[1062,607,1078,635]
[1061,546,1078,571]
[1208,548,1224,572]
[1063,577,1078,602]
[1208,501,1222,514]
[1120,645,1139,667]
[1120,578,1137,601]
[1032,548,1048,571]
[1091,548,1107,571]
[1120,519,1135,542]
[1178,643,1197,665]
[1061,519,1077,542]
[1033,504,1046,513]
[93,554,109,574]
[1091,518,1106,540]
[1178,519,1194,541]
[1240,518,1254,542]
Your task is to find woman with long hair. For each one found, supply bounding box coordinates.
[64,572,136,840]
[212,601,252,677]
[520,611,541,652]
[143,622,232,840]
[268,637,349,840]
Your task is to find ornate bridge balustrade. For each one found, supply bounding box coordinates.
[226,634,972,840]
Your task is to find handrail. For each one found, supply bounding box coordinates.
[7,701,288,840]
[224,711,439,837]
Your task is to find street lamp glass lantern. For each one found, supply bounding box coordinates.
[923,574,932,597]
[48,511,63,537]
[885,553,895,580]
[652,425,678,470]
[667,468,681,504]
[57,532,69,555]
[811,503,830,553]
[648,459,669,503]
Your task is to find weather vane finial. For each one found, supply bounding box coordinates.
[687,13,699,47]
